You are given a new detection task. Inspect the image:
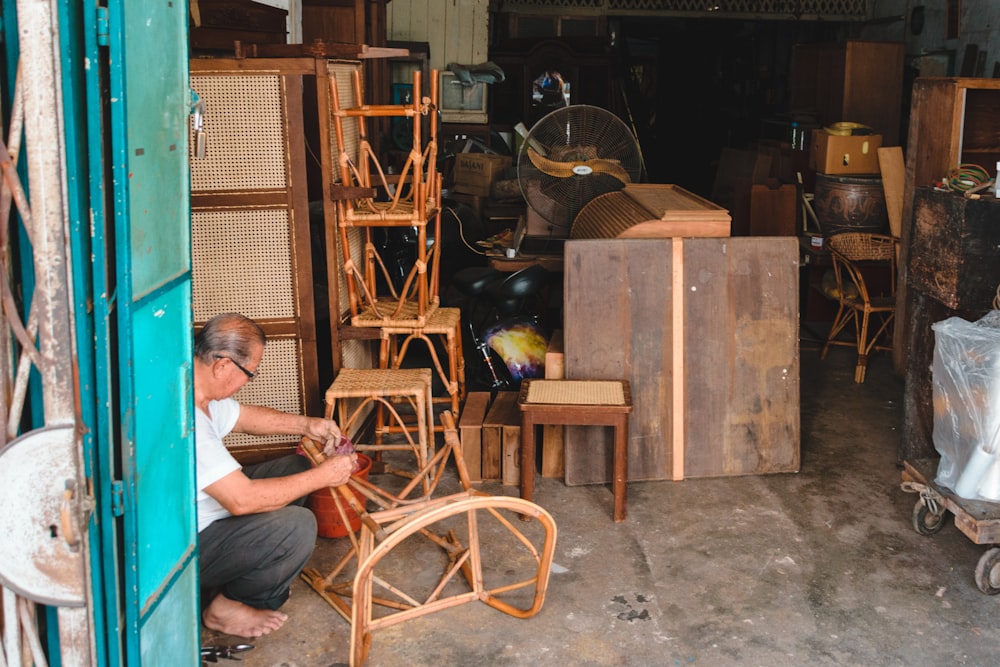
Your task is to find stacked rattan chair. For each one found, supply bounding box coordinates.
[821,232,898,383]
[327,66,464,421]
[300,411,557,666]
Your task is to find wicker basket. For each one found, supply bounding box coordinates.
[827,232,895,262]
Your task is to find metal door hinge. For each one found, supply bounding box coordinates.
[96,7,110,47]
[111,480,124,517]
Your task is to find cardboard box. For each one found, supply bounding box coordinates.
[810,130,882,175]
[453,153,512,196]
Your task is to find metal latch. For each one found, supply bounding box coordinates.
[192,93,207,158]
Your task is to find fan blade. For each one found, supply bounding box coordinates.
[527,148,575,178]
[528,148,632,185]
[586,159,632,185]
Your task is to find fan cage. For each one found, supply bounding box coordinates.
[517,105,643,230]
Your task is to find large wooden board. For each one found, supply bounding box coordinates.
[682,238,800,477]
[563,237,800,484]
[563,239,673,483]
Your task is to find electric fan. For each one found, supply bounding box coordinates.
[517,105,643,232]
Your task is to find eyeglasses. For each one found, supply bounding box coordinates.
[215,355,258,381]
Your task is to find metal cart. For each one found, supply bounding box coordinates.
[902,458,1000,594]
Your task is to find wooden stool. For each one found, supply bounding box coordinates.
[324,368,435,481]
[518,379,633,522]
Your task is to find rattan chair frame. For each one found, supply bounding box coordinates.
[379,306,466,420]
[821,232,898,383]
[300,411,558,666]
[329,67,443,329]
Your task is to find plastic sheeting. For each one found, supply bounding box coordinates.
[933,311,1000,500]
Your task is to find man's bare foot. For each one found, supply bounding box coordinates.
[202,593,288,638]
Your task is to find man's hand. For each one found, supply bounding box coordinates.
[304,416,342,445]
[317,452,357,487]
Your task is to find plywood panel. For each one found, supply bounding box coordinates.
[564,237,800,484]
[458,391,491,482]
[482,391,519,481]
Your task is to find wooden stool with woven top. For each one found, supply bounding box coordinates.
[518,379,633,522]
[324,368,435,483]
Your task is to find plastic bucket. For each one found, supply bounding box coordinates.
[813,173,889,236]
[308,453,372,538]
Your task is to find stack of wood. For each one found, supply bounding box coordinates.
[457,330,565,485]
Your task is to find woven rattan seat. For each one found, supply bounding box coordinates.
[821,232,898,383]
[518,379,633,522]
[324,368,434,479]
[525,380,626,405]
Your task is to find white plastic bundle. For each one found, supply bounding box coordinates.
[933,311,1000,501]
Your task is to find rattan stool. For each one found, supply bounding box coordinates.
[518,379,633,522]
[379,306,466,423]
[325,368,435,480]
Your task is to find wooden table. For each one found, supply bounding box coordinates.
[518,379,632,522]
[487,252,564,273]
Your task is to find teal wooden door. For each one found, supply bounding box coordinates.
[0,0,196,662]
[104,1,199,663]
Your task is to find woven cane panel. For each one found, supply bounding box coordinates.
[335,225,365,320]
[189,74,287,192]
[326,60,362,184]
[191,209,295,322]
[526,380,625,406]
[337,220,374,369]
[223,338,304,452]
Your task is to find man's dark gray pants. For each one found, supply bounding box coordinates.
[199,454,315,610]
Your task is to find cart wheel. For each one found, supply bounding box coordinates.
[975,548,1000,594]
[911,498,947,536]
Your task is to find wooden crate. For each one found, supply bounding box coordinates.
[482,391,520,484]
[896,78,1000,369]
[458,392,491,483]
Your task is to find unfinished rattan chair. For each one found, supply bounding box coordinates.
[821,232,898,383]
[323,368,435,487]
[300,411,557,666]
[326,65,464,424]
[328,66,442,329]
[379,305,466,418]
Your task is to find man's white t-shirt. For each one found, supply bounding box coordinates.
[196,398,242,532]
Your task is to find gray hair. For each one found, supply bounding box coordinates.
[194,313,266,365]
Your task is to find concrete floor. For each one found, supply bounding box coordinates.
[202,344,1000,666]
